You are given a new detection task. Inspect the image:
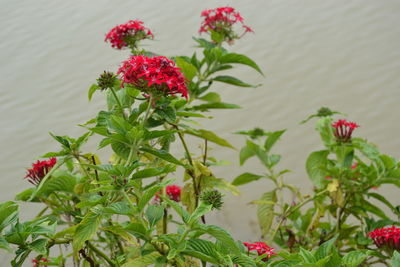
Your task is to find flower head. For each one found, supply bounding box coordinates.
[243,242,276,261]
[199,6,253,44]
[368,226,400,252]
[332,119,359,143]
[105,20,153,50]
[118,55,188,98]
[155,185,182,203]
[25,158,57,186]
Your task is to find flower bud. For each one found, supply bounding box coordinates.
[200,190,223,210]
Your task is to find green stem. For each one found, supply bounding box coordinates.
[87,241,116,267]
[109,87,125,117]
[270,189,328,242]
[143,95,153,123]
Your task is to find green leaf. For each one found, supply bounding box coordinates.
[191,102,241,111]
[264,130,286,152]
[184,128,235,149]
[257,190,276,238]
[362,199,389,219]
[176,111,207,118]
[72,211,102,253]
[367,192,395,211]
[232,172,263,186]
[103,202,134,216]
[145,205,164,228]
[131,165,175,179]
[36,170,77,196]
[140,146,185,166]
[125,223,147,240]
[353,138,380,160]
[213,75,256,88]
[219,53,263,75]
[299,247,316,263]
[199,92,221,103]
[198,224,241,255]
[188,202,213,225]
[314,236,337,261]
[29,238,48,254]
[138,178,174,211]
[0,201,18,232]
[239,140,258,165]
[315,117,335,147]
[377,177,400,187]
[49,132,70,149]
[88,84,100,101]
[342,251,368,267]
[392,251,400,267]
[176,57,197,81]
[122,252,162,267]
[306,150,329,189]
[183,239,220,264]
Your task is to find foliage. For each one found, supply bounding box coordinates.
[1,6,399,267]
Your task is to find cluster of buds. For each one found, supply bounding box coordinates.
[243,242,276,261]
[199,6,253,44]
[332,119,359,143]
[105,20,153,50]
[118,55,188,99]
[155,185,182,203]
[25,158,57,186]
[32,257,48,267]
[97,71,117,90]
[200,189,224,210]
[368,226,400,252]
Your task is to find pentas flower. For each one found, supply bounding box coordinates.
[368,226,400,252]
[332,119,360,143]
[105,20,153,49]
[25,158,57,186]
[199,6,253,44]
[243,242,276,261]
[155,185,182,203]
[32,257,48,267]
[118,55,188,98]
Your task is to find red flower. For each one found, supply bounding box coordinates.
[155,185,182,203]
[332,119,359,143]
[199,6,253,43]
[118,55,188,98]
[25,158,57,186]
[105,20,153,49]
[32,257,48,267]
[243,242,276,261]
[368,226,400,252]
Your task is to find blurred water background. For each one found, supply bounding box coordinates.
[1,0,400,264]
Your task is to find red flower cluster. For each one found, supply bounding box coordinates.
[105,20,153,49]
[155,185,182,203]
[199,7,253,43]
[332,119,360,143]
[368,226,400,251]
[32,257,48,267]
[25,158,57,186]
[118,55,188,98]
[243,242,276,261]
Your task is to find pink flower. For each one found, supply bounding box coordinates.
[118,55,188,98]
[244,242,276,261]
[325,176,332,180]
[368,226,400,252]
[105,20,153,49]
[155,185,182,203]
[199,6,253,43]
[332,119,359,143]
[32,257,48,267]
[25,158,57,186]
